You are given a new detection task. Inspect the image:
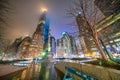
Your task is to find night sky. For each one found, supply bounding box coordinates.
[7,0,76,40]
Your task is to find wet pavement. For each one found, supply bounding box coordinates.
[0,61,58,80]
[0,58,96,80]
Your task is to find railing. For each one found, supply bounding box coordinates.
[63,66,98,80]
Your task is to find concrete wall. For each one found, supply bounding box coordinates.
[54,62,120,80]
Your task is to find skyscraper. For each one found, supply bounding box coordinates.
[29,11,49,58]
[56,32,78,58]
[29,19,44,58]
[95,0,120,16]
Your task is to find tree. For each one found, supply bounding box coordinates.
[67,0,107,60]
[0,39,11,60]
[0,0,13,60]
[0,0,12,39]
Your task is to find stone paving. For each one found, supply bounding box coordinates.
[54,62,120,80]
[0,64,27,77]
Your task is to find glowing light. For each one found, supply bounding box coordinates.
[78,11,81,14]
[41,8,47,12]
[97,13,120,32]
[62,32,66,35]
[25,34,29,37]
[48,47,51,51]
[45,70,49,80]
[41,50,48,59]
[116,32,120,36]
[42,51,46,57]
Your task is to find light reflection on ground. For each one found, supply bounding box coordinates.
[0,58,97,80]
[3,61,57,80]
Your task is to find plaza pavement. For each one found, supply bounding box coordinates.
[0,64,27,77]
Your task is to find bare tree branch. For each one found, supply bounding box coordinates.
[67,0,107,60]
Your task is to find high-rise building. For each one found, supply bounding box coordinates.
[56,39,62,58]
[19,36,32,59]
[5,11,50,59]
[56,32,78,58]
[47,33,56,58]
[50,36,56,56]
[29,11,49,58]
[29,23,44,58]
[95,0,120,16]
[95,0,120,57]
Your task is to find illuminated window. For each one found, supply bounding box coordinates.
[29,48,32,51]
[114,39,120,42]
[31,45,34,47]
[23,47,26,50]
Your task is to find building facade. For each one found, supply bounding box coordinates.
[95,0,120,57]
[29,11,50,58]
[19,36,32,59]
[29,23,44,58]
[50,36,56,56]
[56,32,78,58]
[47,34,56,59]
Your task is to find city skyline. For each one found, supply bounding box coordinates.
[0,0,120,80]
[6,0,76,41]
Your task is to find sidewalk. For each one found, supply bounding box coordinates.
[0,64,27,77]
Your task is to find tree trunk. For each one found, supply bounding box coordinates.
[80,36,88,54]
[1,53,5,60]
[94,39,107,60]
[106,36,113,48]
[113,40,118,47]
[99,39,113,60]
